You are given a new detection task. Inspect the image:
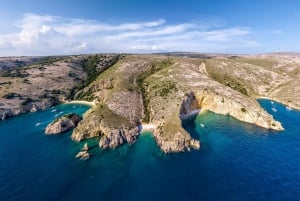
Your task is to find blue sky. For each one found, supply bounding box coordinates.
[0,0,300,56]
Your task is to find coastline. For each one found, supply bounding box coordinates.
[63,100,96,107]
[257,96,300,111]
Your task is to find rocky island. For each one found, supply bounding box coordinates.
[1,53,300,153]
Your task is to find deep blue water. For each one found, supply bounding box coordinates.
[0,100,300,201]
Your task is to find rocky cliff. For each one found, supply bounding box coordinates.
[71,104,140,149]
[195,89,283,130]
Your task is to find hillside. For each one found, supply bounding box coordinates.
[1,53,299,153]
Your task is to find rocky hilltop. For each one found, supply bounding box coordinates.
[1,53,300,153]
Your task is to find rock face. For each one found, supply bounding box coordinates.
[45,113,82,135]
[71,104,141,149]
[179,92,200,119]
[195,90,283,130]
[99,127,140,149]
[154,129,200,153]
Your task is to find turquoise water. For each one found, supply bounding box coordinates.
[0,100,300,200]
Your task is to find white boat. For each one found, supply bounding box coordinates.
[286,106,292,111]
[200,123,205,128]
[271,108,277,112]
[35,122,42,126]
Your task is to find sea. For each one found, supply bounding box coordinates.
[0,99,300,201]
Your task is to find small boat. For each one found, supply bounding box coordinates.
[200,123,205,128]
[272,108,277,112]
[286,106,292,111]
[271,101,274,104]
[35,122,42,127]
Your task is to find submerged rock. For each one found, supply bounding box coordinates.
[45,113,81,135]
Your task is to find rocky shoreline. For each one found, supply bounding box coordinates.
[1,53,300,154]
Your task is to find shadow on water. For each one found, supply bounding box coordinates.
[181,113,200,139]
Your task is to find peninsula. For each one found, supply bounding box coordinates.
[1,53,299,153]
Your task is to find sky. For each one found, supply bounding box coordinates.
[0,0,300,56]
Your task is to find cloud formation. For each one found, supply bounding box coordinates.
[0,13,259,56]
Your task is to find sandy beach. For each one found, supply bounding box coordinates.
[64,100,96,107]
[141,124,156,132]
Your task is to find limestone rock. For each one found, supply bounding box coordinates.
[76,143,90,160]
[82,143,88,151]
[76,151,90,160]
[154,130,200,153]
[195,90,283,130]
[99,127,140,149]
[179,91,200,119]
[45,113,81,135]
[71,103,141,150]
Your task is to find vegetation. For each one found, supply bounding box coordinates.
[137,59,173,123]
[93,103,132,128]
[157,80,177,98]
[206,61,250,96]
[241,107,247,113]
[1,68,29,78]
[68,55,120,100]
[82,54,119,85]
[34,56,66,66]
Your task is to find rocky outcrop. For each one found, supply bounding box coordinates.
[152,111,200,153]
[154,130,200,153]
[45,113,81,134]
[99,127,140,149]
[76,143,90,160]
[71,104,141,149]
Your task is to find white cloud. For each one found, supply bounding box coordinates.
[0,13,259,56]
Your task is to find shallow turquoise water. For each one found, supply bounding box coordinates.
[0,100,300,201]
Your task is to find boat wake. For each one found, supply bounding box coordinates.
[35,121,50,127]
[54,111,64,117]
